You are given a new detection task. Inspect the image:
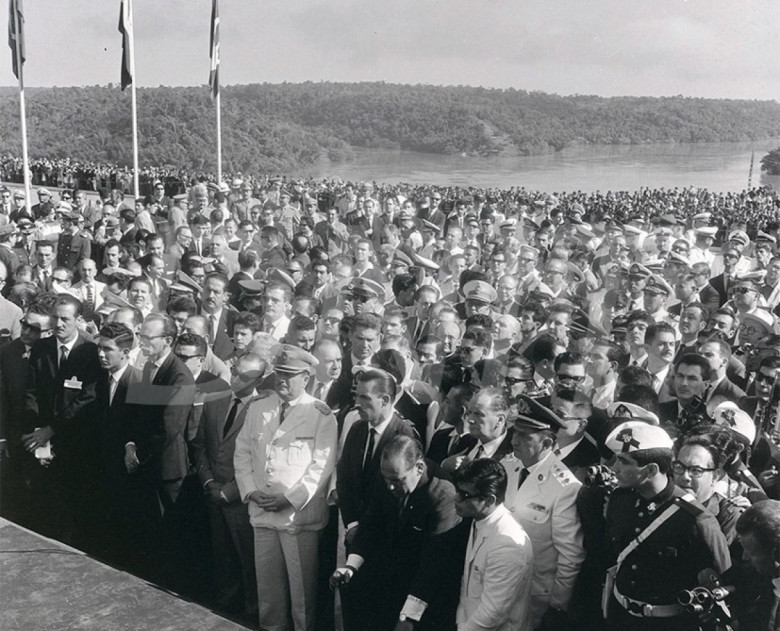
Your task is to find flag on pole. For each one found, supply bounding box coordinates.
[209,0,220,101]
[118,0,133,90]
[7,0,24,79]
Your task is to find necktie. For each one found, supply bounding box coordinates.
[517,467,530,490]
[363,428,377,477]
[475,444,486,460]
[59,345,69,370]
[85,283,94,307]
[210,315,217,343]
[279,401,290,424]
[314,382,324,401]
[109,375,119,405]
[223,398,241,438]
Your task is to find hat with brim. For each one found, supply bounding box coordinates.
[462,280,497,304]
[349,277,385,303]
[606,421,673,454]
[238,279,265,296]
[712,401,757,444]
[411,252,440,272]
[273,344,319,374]
[0,224,18,238]
[643,274,674,297]
[607,402,660,426]
[102,267,138,280]
[511,395,566,432]
[266,267,296,291]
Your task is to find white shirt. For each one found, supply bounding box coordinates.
[468,431,507,461]
[58,334,79,364]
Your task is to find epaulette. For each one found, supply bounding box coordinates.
[313,400,332,415]
[673,494,705,517]
[550,463,576,486]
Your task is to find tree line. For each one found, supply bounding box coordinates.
[0,82,778,174]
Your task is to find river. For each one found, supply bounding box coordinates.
[304,139,780,193]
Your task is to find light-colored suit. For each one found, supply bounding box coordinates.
[503,452,585,627]
[234,389,337,631]
[457,503,534,631]
[71,280,107,305]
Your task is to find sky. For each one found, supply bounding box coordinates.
[2,0,778,100]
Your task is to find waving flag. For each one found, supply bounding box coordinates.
[8,0,24,79]
[118,0,133,90]
[209,0,219,100]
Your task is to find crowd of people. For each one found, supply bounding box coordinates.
[0,173,780,631]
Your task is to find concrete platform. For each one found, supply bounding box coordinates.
[0,518,245,630]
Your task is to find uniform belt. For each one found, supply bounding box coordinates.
[613,586,685,618]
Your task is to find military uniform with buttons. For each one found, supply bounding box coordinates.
[602,421,732,631]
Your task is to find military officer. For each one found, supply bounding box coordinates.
[502,395,585,629]
[602,421,731,631]
[234,344,338,631]
[56,207,91,269]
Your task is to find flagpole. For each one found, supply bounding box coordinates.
[216,90,222,184]
[11,1,31,216]
[128,0,139,199]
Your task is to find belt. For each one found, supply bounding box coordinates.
[613,586,685,618]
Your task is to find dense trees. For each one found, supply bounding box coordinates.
[1,83,778,173]
[761,147,780,176]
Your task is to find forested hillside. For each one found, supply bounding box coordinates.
[1,82,778,173]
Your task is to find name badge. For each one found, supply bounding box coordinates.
[529,502,548,513]
[64,377,83,390]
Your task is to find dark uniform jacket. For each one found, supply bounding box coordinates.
[605,480,731,629]
[56,231,91,268]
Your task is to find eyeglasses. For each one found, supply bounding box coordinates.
[756,373,777,384]
[175,352,203,361]
[505,376,533,386]
[555,374,586,384]
[671,461,716,478]
[731,287,754,295]
[455,488,484,501]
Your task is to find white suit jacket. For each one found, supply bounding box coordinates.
[234,390,337,532]
[456,504,534,631]
[502,452,584,624]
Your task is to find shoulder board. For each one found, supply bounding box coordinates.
[313,400,332,415]
[672,494,705,517]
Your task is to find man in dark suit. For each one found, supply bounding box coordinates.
[0,303,53,526]
[331,434,467,631]
[193,352,265,623]
[92,321,159,577]
[227,249,261,310]
[126,313,197,593]
[441,387,513,475]
[126,313,195,507]
[200,272,236,361]
[22,294,101,547]
[707,246,741,307]
[699,337,746,412]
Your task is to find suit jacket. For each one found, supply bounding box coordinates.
[336,413,418,528]
[708,274,729,307]
[23,334,101,455]
[0,338,30,449]
[708,376,747,408]
[503,451,585,623]
[193,391,253,504]
[426,427,478,465]
[71,280,107,308]
[95,365,144,481]
[227,270,254,308]
[191,370,231,442]
[350,461,467,630]
[234,390,338,531]
[456,504,534,631]
[127,351,195,481]
[202,307,237,361]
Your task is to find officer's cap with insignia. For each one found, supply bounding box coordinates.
[756,230,777,245]
[266,267,296,291]
[606,421,673,455]
[462,279,498,304]
[349,277,386,303]
[0,224,18,238]
[273,344,319,374]
[692,212,712,222]
[667,252,691,268]
[511,395,566,432]
[628,263,651,279]
[712,401,757,444]
[391,249,414,269]
[694,226,718,238]
[237,279,265,296]
[607,402,660,426]
[643,274,674,297]
[519,244,540,259]
[727,230,750,246]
